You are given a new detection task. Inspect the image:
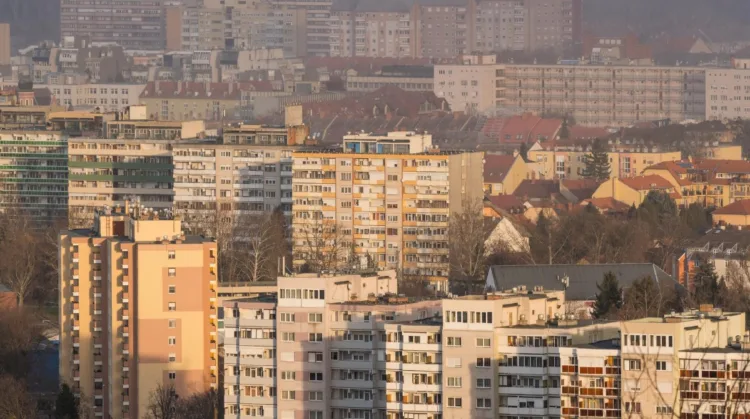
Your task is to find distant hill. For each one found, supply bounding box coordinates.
[0,0,60,50]
[583,0,750,42]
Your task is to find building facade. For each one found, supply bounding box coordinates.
[0,131,68,222]
[329,7,414,58]
[59,0,166,50]
[705,68,750,121]
[41,82,144,112]
[291,143,484,288]
[59,209,218,419]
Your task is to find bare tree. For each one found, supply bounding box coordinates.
[0,307,45,378]
[0,374,35,419]
[0,212,42,307]
[449,199,492,294]
[294,214,349,273]
[145,383,180,419]
[175,389,219,419]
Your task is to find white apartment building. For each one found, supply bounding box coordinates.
[435,60,707,126]
[41,82,144,112]
[329,8,414,58]
[705,68,750,121]
[434,55,498,114]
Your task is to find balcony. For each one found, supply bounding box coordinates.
[72,337,80,346]
[73,353,80,364]
[121,308,129,319]
[72,302,79,313]
[122,325,129,337]
[123,377,129,388]
[73,370,80,380]
[122,343,129,355]
[94,371,104,381]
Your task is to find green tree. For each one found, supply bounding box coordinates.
[638,190,678,225]
[592,271,623,319]
[581,139,611,181]
[693,258,720,305]
[681,203,711,232]
[620,275,674,320]
[55,384,78,419]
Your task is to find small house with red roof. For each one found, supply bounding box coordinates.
[592,174,678,207]
[483,153,529,195]
[712,200,750,227]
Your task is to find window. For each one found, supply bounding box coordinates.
[168,336,176,346]
[280,313,295,323]
[168,319,176,328]
[168,353,176,362]
[476,398,491,409]
[168,372,176,380]
[625,402,641,413]
[168,285,176,294]
[447,337,462,347]
[308,352,323,363]
[626,359,642,371]
[656,361,668,371]
[476,378,491,388]
[477,357,491,367]
[309,412,323,419]
[308,391,324,401]
[476,338,491,348]
[657,405,673,415]
[309,372,323,381]
[309,333,323,342]
[168,251,175,259]
[168,268,176,277]
[447,377,462,387]
[282,332,296,342]
[447,397,462,408]
[168,302,176,311]
[281,371,296,380]
[282,391,296,400]
[308,313,323,323]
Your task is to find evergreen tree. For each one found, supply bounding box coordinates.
[519,142,529,162]
[693,258,720,305]
[55,384,79,419]
[558,117,570,140]
[593,271,623,319]
[581,139,611,181]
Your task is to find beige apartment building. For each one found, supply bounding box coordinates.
[705,68,750,121]
[59,208,218,419]
[329,6,415,58]
[59,0,165,50]
[435,61,707,126]
[291,138,484,289]
[527,141,682,180]
[41,82,144,112]
[434,55,498,113]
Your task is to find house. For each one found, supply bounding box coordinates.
[591,174,678,207]
[485,263,680,317]
[484,214,530,253]
[580,197,632,215]
[712,200,750,227]
[674,229,750,289]
[483,153,529,195]
[560,179,600,203]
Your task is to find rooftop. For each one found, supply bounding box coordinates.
[483,153,516,183]
[713,199,750,216]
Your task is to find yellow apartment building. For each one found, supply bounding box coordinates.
[528,141,682,180]
[59,207,218,419]
[291,147,484,289]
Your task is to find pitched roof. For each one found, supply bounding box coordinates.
[483,154,516,183]
[490,113,562,144]
[567,125,610,140]
[713,200,750,216]
[487,194,525,211]
[513,179,560,200]
[620,175,673,191]
[693,159,750,175]
[562,179,600,201]
[486,264,679,300]
[302,85,448,119]
[582,197,631,213]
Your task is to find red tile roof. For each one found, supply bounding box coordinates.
[140,81,274,100]
[620,175,673,191]
[487,194,525,211]
[582,197,631,213]
[483,154,516,183]
[567,125,610,140]
[513,179,560,199]
[693,159,750,175]
[486,113,562,144]
[561,179,600,200]
[303,85,448,119]
[646,160,690,175]
[713,200,750,216]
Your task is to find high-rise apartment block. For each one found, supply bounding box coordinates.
[705,68,750,121]
[291,132,483,288]
[59,207,218,419]
[0,131,68,221]
[59,0,166,50]
[329,5,414,58]
[436,60,707,126]
[224,277,749,419]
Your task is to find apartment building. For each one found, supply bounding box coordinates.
[415,0,469,59]
[329,5,415,58]
[59,208,218,419]
[0,23,9,66]
[644,159,750,209]
[346,66,434,93]
[59,0,165,50]
[41,81,144,112]
[173,108,310,229]
[435,61,707,126]
[180,7,225,51]
[267,0,333,57]
[434,55,498,113]
[291,137,483,289]
[705,68,750,121]
[527,141,682,180]
[67,107,206,227]
[0,131,68,222]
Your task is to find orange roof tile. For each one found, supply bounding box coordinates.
[487,194,525,211]
[713,200,750,216]
[583,197,631,212]
[620,175,673,191]
[493,113,562,144]
[693,159,750,175]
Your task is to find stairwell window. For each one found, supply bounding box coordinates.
[168,268,176,277]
